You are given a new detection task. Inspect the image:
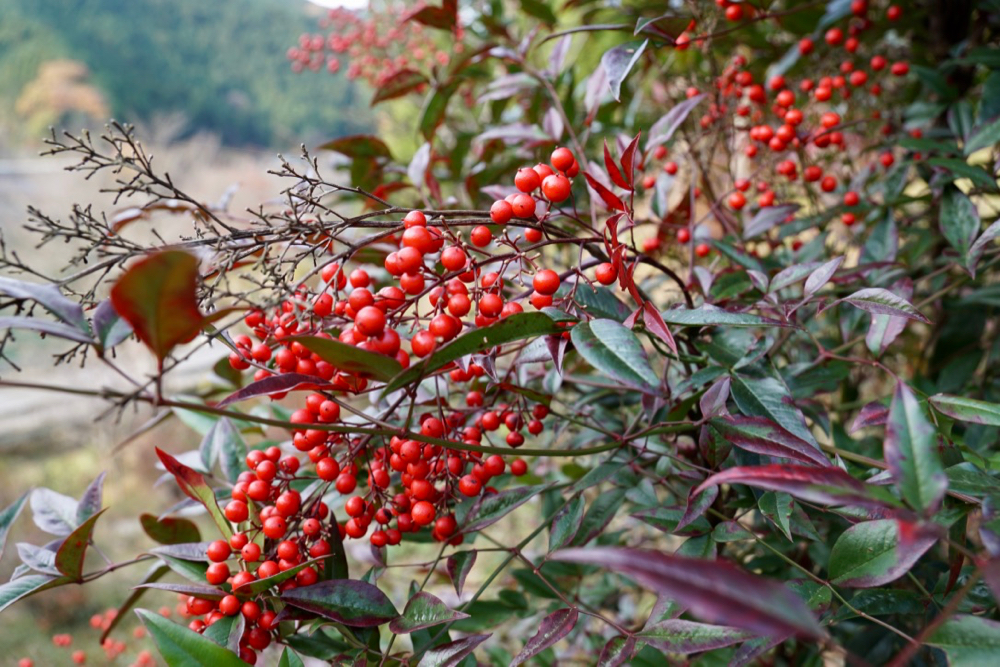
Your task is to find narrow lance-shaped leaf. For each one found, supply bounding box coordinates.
[885,382,947,513]
[278,647,306,667]
[0,316,96,345]
[155,448,232,538]
[647,94,706,149]
[597,636,636,666]
[417,633,491,667]
[803,256,844,299]
[199,418,246,484]
[940,185,981,268]
[371,69,429,105]
[0,275,88,332]
[389,592,469,634]
[636,619,754,653]
[839,288,929,323]
[0,574,68,615]
[709,416,830,467]
[216,372,332,408]
[930,394,1000,426]
[75,472,106,525]
[867,278,913,357]
[511,608,579,666]
[571,319,660,391]
[849,401,889,434]
[92,298,132,351]
[55,508,106,581]
[743,204,801,239]
[968,218,1000,278]
[462,484,549,534]
[552,547,825,639]
[828,519,940,587]
[0,492,30,562]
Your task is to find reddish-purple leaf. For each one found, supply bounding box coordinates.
[216,373,331,408]
[154,448,231,538]
[401,0,457,31]
[0,316,95,345]
[597,635,636,666]
[642,301,677,353]
[676,485,719,533]
[280,579,398,627]
[446,550,477,596]
[584,172,626,211]
[134,582,225,600]
[552,547,825,639]
[511,608,579,666]
[604,140,629,189]
[646,93,707,149]
[419,633,491,666]
[316,134,392,159]
[849,401,889,434]
[691,465,900,510]
[620,132,641,188]
[371,69,429,105]
[54,508,105,581]
[700,376,731,419]
[636,619,754,653]
[388,591,469,634]
[110,251,207,361]
[708,416,830,467]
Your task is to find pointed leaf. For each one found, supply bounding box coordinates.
[549,494,586,551]
[636,619,753,652]
[511,608,578,666]
[743,204,800,240]
[462,484,548,534]
[92,298,132,350]
[621,133,641,188]
[371,69,429,105]
[552,547,825,639]
[0,316,96,344]
[968,219,1000,278]
[597,635,636,666]
[840,288,929,323]
[317,135,392,159]
[134,583,225,599]
[709,416,829,467]
[216,372,332,408]
[55,508,106,581]
[849,401,889,434]
[135,608,245,666]
[867,278,913,356]
[601,40,647,102]
[30,488,79,536]
[584,172,626,211]
[886,383,947,513]
[278,648,306,667]
[280,579,399,627]
[447,550,477,596]
[0,574,67,614]
[928,614,1000,665]
[642,302,677,353]
[199,418,246,484]
[384,313,562,394]
[647,94,706,149]
[417,633,491,667]
[829,519,940,587]
[389,592,468,634]
[155,448,232,538]
[110,250,208,360]
[692,465,899,509]
[659,307,790,328]
[930,394,1000,426]
[0,275,88,332]
[75,472,106,525]
[571,488,627,546]
[803,256,844,299]
[571,319,660,391]
[941,185,981,265]
[296,337,403,383]
[0,492,29,562]
[603,140,629,189]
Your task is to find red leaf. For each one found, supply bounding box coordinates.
[709,416,830,467]
[642,302,677,354]
[401,0,457,31]
[849,401,890,434]
[604,140,629,190]
[620,132,641,188]
[691,465,900,510]
[511,608,579,666]
[585,172,626,212]
[371,69,429,105]
[216,373,331,408]
[552,547,826,639]
[155,447,208,503]
[110,251,205,361]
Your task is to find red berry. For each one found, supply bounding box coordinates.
[550,147,575,172]
[541,174,572,202]
[411,501,435,526]
[695,243,711,258]
[206,540,231,563]
[533,269,560,296]
[728,192,746,210]
[677,228,691,244]
[403,210,426,227]
[511,194,536,218]
[471,225,493,247]
[595,262,617,285]
[514,167,541,192]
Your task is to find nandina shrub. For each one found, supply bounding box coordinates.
[3,1,1000,665]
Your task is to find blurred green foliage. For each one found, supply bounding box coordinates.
[0,0,372,147]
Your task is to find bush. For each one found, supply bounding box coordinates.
[3,1,1000,665]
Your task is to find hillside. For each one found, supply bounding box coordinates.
[0,0,371,147]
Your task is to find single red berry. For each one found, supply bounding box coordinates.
[677,228,691,244]
[511,193,536,218]
[206,540,231,563]
[471,225,493,247]
[514,167,541,193]
[403,210,426,227]
[550,147,575,172]
[595,262,617,285]
[695,243,711,258]
[541,174,572,202]
[728,192,746,210]
[533,269,560,296]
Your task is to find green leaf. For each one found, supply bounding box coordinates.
[140,513,201,545]
[711,521,754,542]
[0,574,68,614]
[930,394,1000,425]
[155,448,232,538]
[55,508,105,581]
[281,579,399,627]
[730,362,818,447]
[295,336,402,383]
[841,288,930,323]
[549,495,586,551]
[828,519,940,587]
[886,383,947,513]
[316,135,392,159]
[928,158,998,190]
[758,492,793,541]
[571,487,627,546]
[571,319,659,391]
[419,80,460,141]
[968,219,1000,278]
[463,484,549,534]
[636,619,753,653]
[389,592,469,634]
[236,558,323,597]
[519,0,556,24]
[384,313,562,394]
[278,647,306,667]
[631,506,712,536]
[940,185,982,266]
[511,608,578,666]
[155,554,209,584]
[0,316,95,344]
[571,285,631,322]
[202,613,244,654]
[964,116,1000,155]
[136,608,245,666]
[708,416,828,467]
[109,250,210,361]
[928,614,1000,665]
[199,418,247,484]
[0,492,30,562]
[658,307,790,329]
[447,550,477,596]
[945,463,1000,497]
[92,299,132,351]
